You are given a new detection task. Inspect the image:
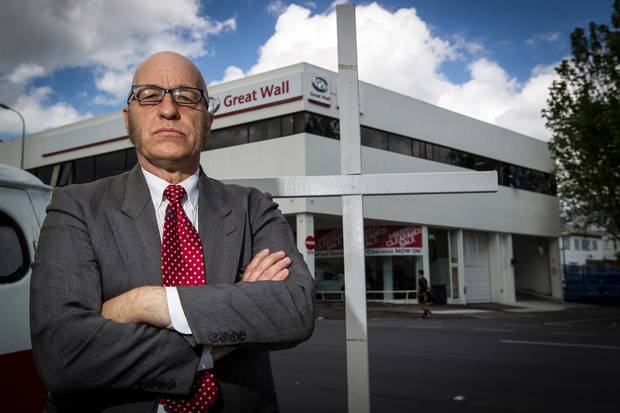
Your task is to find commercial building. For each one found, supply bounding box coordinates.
[0,62,562,304]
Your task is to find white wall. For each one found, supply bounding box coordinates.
[0,138,22,167]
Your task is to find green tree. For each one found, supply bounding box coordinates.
[543,0,620,241]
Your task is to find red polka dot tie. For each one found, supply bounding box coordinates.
[160,185,219,413]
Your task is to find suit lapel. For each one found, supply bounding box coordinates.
[110,165,162,286]
[198,171,239,285]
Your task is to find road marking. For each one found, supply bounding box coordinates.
[544,316,620,326]
[551,331,593,337]
[501,340,620,350]
[474,328,515,333]
[406,325,444,329]
[503,323,542,328]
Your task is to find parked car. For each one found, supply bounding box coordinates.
[0,163,51,412]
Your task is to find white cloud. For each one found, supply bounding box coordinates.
[209,66,246,86]
[211,2,556,140]
[0,87,91,135]
[0,0,236,135]
[526,32,562,47]
[8,64,47,84]
[267,1,288,16]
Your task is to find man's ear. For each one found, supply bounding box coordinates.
[123,107,129,132]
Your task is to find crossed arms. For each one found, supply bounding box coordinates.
[30,183,315,395]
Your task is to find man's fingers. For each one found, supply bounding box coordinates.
[241,249,270,281]
[270,268,289,281]
[258,256,291,280]
[253,250,286,275]
[243,250,289,282]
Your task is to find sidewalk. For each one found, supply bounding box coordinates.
[316,293,591,320]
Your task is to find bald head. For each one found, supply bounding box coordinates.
[132,51,206,91]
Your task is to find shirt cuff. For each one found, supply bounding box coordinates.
[197,346,214,371]
[165,287,192,335]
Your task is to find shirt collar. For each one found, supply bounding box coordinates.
[141,167,199,210]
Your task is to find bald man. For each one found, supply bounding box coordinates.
[30,51,315,413]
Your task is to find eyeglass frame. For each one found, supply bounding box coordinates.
[126,84,208,107]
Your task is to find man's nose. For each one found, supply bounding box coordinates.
[158,92,181,119]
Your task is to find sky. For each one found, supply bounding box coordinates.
[0,0,615,142]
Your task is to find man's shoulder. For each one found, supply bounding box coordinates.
[51,170,131,208]
[203,175,268,203]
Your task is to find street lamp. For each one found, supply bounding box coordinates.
[0,103,26,169]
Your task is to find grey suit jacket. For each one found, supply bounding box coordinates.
[30,164,315,413]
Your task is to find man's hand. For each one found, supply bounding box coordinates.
[241,249,291,282]
[102,249,290,327]
[101,286,171,328]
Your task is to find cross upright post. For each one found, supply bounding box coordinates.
[222,5,499,412]
[336,5,371,413]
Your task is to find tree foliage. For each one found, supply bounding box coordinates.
[543,0,620,240]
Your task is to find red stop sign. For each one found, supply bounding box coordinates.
[305,235,316,250]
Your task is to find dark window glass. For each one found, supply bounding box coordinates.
[0,211,29,284]
[388,134,412,156]
[294,112,307,134]
[126,149,138,170]
[437,146,453,164]
[361,127,388,150]
[94,150,126,180]
[75,157,94,184]
[412,140,423,158]
[473,156,496,171]
[33,165,54,185]
[425,143,434,160]
[249,117,281,142]
[207,125,248,150]
[282,115,295,136]
[57,162,74,187]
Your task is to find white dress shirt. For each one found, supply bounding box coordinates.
[141,168,213,373]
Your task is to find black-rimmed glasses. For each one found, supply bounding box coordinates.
[127,85,207,106]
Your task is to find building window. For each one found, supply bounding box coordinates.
[94,151,127,181]
[562,236,571,250]
[592,240,598,251]
[361,127,388,150]
[0,211,30,284]
[574,239,581,250]
[27,111,558,196]
[208,124,249,150]
[388,133,412,156]
[282,114,295,136]
[581,239,591,251]
[249,117,281,143]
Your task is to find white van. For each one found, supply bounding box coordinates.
[0,163,51,411]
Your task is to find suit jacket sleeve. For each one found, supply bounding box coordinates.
[176,186,316,348]
[30,186,199,395]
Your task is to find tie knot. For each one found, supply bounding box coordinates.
[164,185,187,205]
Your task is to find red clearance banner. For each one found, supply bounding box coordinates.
[315,226,423,258]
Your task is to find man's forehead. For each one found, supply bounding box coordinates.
[133,53,205,87]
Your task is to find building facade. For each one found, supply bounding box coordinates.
[0,62,563,304]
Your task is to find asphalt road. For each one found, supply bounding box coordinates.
[270,304,620,413]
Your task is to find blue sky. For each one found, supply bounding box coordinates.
[0,0,615,141]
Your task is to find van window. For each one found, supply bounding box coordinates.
[0,211,29,283]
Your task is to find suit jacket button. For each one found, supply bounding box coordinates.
[208,331,219,343]
[238,330,247,341]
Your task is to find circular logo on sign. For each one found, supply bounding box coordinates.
[208,96,221,114]
[311,76,329,93]
[305,235,316,250]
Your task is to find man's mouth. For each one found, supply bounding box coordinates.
[154,127,185,137]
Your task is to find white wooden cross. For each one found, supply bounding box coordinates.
[224,5,497,413]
